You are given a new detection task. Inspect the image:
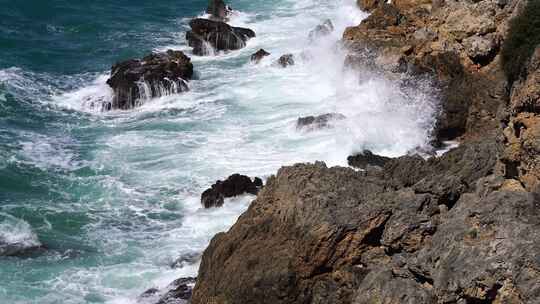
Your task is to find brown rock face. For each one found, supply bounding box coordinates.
[342,0,526,142]
[192,137,540,303]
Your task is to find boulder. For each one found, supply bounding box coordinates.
[347,150,391,169]
[308,19,334,41]
[277,54,295,67]
[201,174,263,208]
[186,18,255,56]
[296,113,345,130]
[206,0,232,21]
[105,50,193,110]
[250,49,270,63]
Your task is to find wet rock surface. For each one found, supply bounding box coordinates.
[186,18,255,56]
[201,174,263,208]
[250,49,270,63]
[106,50,193,110]
[296,113,345,130]
[347,150,391,169]
[277,54,295,67]
[139,277,196,304]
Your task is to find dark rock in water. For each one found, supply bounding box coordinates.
[186,18,255,56]
[139,277,196,304]
[105,50,193,110]
[206,0,232,21]
[250,49,270,63]
[347,150,392,169]
[308,19,334,41]
[0,242,45,257]
[158,277,196,304]
[296,113,346,130]
[171,252,201,269]
[277,54,295,67]
[201,174,263,208]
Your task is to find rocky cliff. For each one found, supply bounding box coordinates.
[189,0,540,303]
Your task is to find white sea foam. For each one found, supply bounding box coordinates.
[4,0,441,302]
[0,213,41,256]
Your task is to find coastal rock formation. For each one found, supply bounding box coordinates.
[308,19,335,41]
[191,136,540,303]
[250,49,270,64]
[347,150,391,169]
[106,50,193,110]
[186,18,255,56]
[343,0,526,141]
[201,174,263,208]
[296,113,345,130]
[277,54,295,67]
[206,0,231,21]
[187,0,540,303]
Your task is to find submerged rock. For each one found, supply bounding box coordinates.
[277,54,295,67]
[105,50,193,110]
[347,150,391,169]
[250,49,270,64]
[206,0,232,21]
[296,113,346,130]
[139,277,196,304]
[308,19,334,41]
[0,215,44,257]
[171,252,201,269]
[201,174,263,208]
[186,18,255,56]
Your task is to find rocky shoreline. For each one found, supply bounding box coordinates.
[184,0,540,303]
[91,0,540,302]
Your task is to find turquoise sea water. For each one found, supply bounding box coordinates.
[0,0,437,303]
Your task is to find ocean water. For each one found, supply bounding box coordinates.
[0,0,438,303]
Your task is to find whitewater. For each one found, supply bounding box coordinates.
[0,0,438,303]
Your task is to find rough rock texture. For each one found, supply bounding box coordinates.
[296,113,345,130]
[347,150,391,169]
[206,0,231,21]
[308,19,335,42]
[201,174,263,208]
[192,136,540,303]
[277,54,295,67]
[250,49,270,64]
[343,0,527,141]
[186,18,255,56]
[139,277,196,304]
[186,1,540,303]
[106,50,193,110]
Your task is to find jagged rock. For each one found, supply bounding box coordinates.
[277,54,295,67]
[343,0,522,142]
[357,0,383,12]
[206,0,231,21]
[250,49,270,63]
[139,277,196,304]
[186,18,255,56]
[191,137,540,304]
[105,50,193,110]
[308,19,334,41]
[201,174,263,208]
[296,113,345,130]
[347,150,391,169]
